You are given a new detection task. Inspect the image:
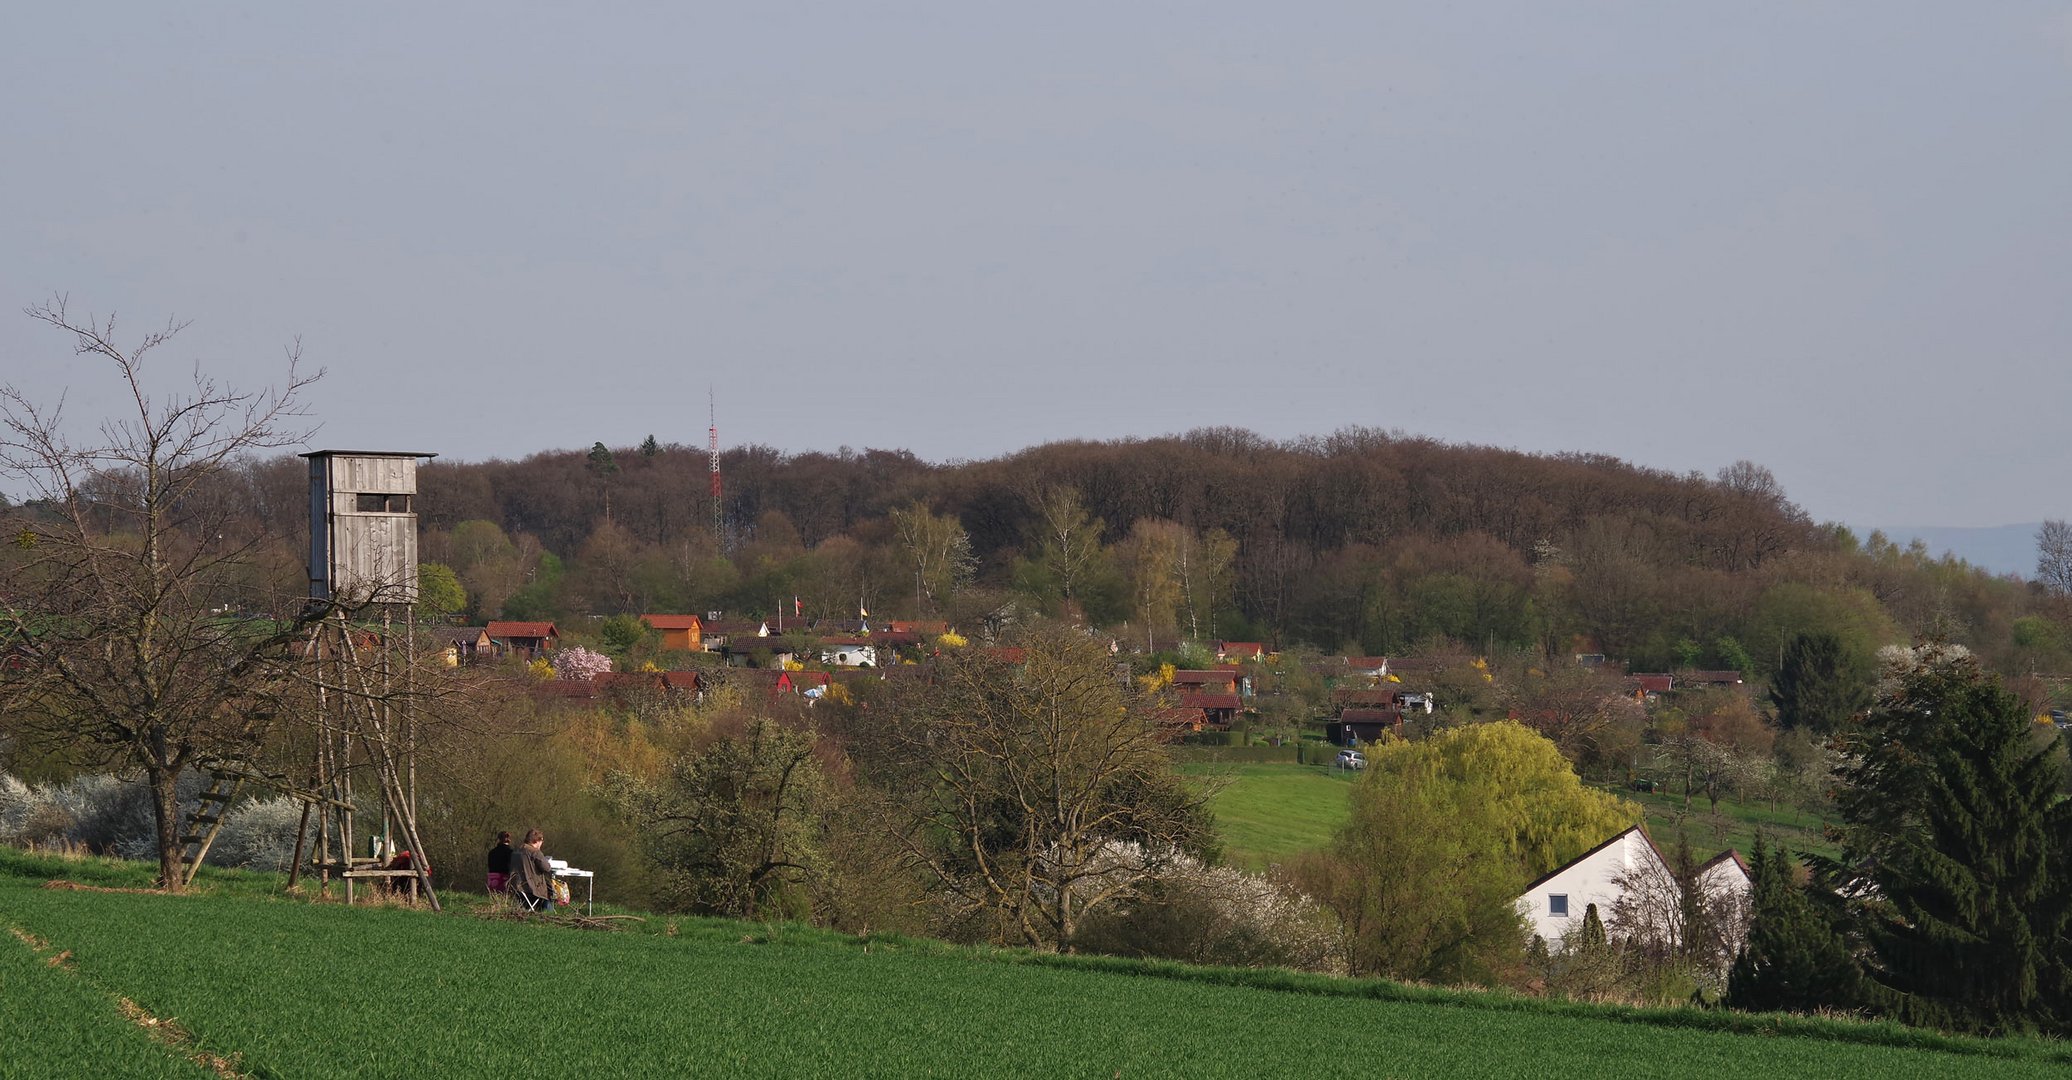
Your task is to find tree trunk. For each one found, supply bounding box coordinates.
[147,764,184,891]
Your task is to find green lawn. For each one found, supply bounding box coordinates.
[1180,757,1837,872]
[1180,761,1356,868]
[2,849,2065,1078]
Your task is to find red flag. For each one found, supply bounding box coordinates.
[794,596,802,616]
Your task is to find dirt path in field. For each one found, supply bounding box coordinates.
[4,919,252,1079]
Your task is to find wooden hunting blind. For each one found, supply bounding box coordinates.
[304,450,435,605]
[293,449,439,907]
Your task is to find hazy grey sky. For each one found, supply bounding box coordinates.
[4,3,2068,528]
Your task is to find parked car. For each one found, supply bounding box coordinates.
[1336,749,1366,770]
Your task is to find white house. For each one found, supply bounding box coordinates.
[1516,826,1667,944]
[817,637,879,668]
[1515,826,1751,950]
[1695,850,1754,956]
[1696,850,1752,900]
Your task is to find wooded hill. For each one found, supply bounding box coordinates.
[162,427,2072,682]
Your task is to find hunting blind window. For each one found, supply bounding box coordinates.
[356,493,412,513]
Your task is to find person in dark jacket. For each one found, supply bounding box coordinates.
[510,828,556,913]
[486,832,514,895]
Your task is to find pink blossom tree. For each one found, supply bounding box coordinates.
[551,645,613,681]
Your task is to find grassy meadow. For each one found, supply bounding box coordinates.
[1181,753,1839,872]
[1598,783,1840,863]
[4,849,2068,1078]
[1179,761,1356,868]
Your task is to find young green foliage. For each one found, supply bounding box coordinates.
[1323,722,1639,984]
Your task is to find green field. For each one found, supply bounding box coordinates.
[1180,756,1838,872]
[4,850,2065,1078]
[1597,784,1841,863]
[1180,761,1355,867]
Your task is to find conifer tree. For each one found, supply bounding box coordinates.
[1828,645,2071,1035]
[1580,902,1606,948]
[1726,839,1862,1015]
[1769,632,1867,733]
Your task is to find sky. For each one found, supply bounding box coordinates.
[3,3,2069,529]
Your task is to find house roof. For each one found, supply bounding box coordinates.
[1218,641,1265,657]
[724,669,801,692]
[1342,656,1390,671]
[487,621,557,639]
[1337,707,1402,724]
[1518,825,1666,895]
[1627,674,1674,694]
[817,636,876,647]
[1683,670,1745,685]
[533,679,597,700]
[641,614,703,630]
[1698,849,1750,877]
[1171,669,1239,686]
[1334,688,1400,706]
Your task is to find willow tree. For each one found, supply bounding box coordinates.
[0,298,325,889]
[1325,721,1639,984]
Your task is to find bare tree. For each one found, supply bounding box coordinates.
[2036,519,2072,596]
[1502,662,1645,763]
[606,714,830,918]
[0,298,326,889]
[1608,835,1750,990]
[889,501,975,613]
[865,621,1216,949]
[1024,484,1105,604]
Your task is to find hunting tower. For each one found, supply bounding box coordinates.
[296,449,439,907]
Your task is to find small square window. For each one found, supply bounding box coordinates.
[1548,894,1570,918]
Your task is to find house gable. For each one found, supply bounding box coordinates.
[1514,826,1668,945]
[641,614,704,651]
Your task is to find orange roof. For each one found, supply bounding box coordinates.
[1172,670,1238,686]
[487,621,557,639]
[642,614,703,630]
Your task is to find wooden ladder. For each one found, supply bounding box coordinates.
[177,770,245,887]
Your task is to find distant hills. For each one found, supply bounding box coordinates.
[1861,523,2043,579]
